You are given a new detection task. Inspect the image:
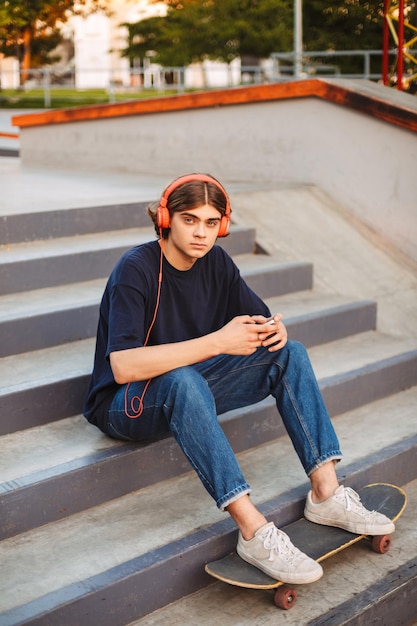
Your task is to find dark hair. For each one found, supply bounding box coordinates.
[147,174,230,239]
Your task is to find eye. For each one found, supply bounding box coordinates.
[208,220,220,227]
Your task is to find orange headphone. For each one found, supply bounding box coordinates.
[156,173,231,237]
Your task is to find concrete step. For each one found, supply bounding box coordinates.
[0,279,105,357]
[266,292,377,347]
[129,477,417,626]
[1,227,151,294]
[1,199,266,246]
[0,225,260,295]
[1,202,151,245]
[1,333,416,540]
[0,338,94,435]
[0,390,415,625]
[307,556,417,626]
[0,255,314,357]
[0,296,376,434]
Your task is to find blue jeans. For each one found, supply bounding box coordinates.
[107,340,342,510]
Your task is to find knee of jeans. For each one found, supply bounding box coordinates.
[165,366,202,386]
[164,366,210,403]
[272,340,312,381]
[275,339,308,364]
[287,339,307,355]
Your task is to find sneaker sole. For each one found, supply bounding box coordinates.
[236,546,324,585]
[304,511,395,536]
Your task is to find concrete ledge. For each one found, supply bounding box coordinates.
[12,79,417,134]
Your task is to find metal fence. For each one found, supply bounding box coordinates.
[271,49,398,81]
[0,50,401,108]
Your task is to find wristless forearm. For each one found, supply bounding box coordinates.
[110,333,221,384]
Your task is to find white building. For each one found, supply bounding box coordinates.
[71,0,167,89]
[70,0,240,90]
[0,56,20,89]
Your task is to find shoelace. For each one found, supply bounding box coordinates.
[339,487,377,518]
[260,526,299,563]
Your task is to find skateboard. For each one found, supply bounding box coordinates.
[205,483,407,610]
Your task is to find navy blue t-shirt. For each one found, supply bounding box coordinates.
[83,240,270,431]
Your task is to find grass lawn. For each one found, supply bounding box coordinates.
[0,87,185,109]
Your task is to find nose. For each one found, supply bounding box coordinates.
[194,222,206,237]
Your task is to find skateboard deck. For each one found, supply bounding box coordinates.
[205,483,407,609]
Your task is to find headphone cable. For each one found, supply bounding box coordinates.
[124,237,164,418]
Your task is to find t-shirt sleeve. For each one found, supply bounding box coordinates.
[105,254,152,358]
[106,284,145,357]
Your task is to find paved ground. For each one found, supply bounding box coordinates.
[0,107,275,215]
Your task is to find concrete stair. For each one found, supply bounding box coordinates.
[128,475,417,626]
[1,198,417,626]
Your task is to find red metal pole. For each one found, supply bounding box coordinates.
[383,0,390,85]
[397,0,405,90]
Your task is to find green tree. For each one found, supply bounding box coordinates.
[125,0,408,78]
[303,0,387,74]
[304,0,385,50]
[123,0,293,68]
[0,0,110,83]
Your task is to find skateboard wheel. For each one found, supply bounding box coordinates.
[372,534,392,554]
[274,586,297,610]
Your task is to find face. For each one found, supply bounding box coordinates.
[163,204,222,270]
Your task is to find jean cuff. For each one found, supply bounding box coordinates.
[217,485,251,512]
[306,453,343,477]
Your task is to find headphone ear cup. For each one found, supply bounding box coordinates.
[157,204,170,230]
[217,215,230,237]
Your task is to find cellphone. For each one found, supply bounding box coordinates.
[266,319,277,341]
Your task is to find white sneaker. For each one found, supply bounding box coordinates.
[304,485,395,535]
[237,521,323,584]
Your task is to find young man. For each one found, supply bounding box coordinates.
[84,173,394,585]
